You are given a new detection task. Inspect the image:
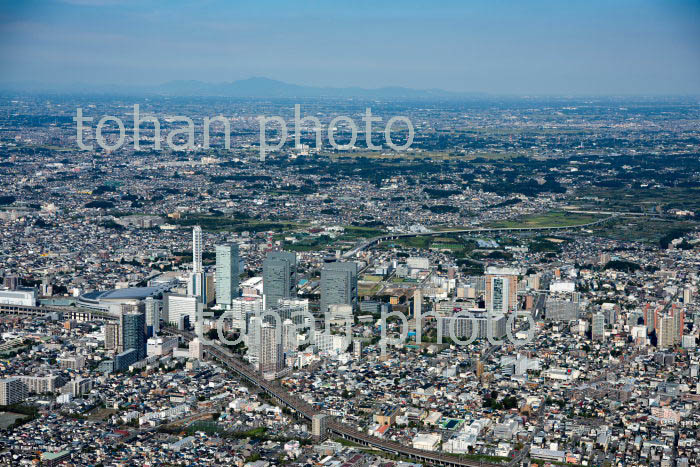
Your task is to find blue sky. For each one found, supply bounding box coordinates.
[1,0,699,95]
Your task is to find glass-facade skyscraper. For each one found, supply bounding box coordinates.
[215,243,240,308]
[320,261,357,314]
[122,311,146,361]
[262,251,297,310]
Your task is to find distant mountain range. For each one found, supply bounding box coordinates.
[0,77,484,99]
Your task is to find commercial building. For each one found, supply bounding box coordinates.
[147,336,179,357]
[231,296,263,332]
[320,261,358,314]
[215,243,240,308]
[263,251,297,309]
[545,298,579,322]
[77,286,167,314]
[0,288,37,307]
[166,294,200,326]
[144,297,161,337]
[412,433,441,451]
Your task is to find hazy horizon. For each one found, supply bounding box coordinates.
[1,0,699,96]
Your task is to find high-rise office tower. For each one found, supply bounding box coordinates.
[166,294,200,326]
[592,312,605,341]
[192,226,203,274]
[122,312,146,361]
[216,244,240,308]
[263,251,297,309]
[259,323,284,377]
[320,262,358,314]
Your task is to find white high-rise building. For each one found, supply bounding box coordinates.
[282,319,297,353]
[167,294,200,326]
[189,337,204,360]
[278,298,309,312]
[313,332,345,354]
[247,316,262,367]
[353,340,362,359]
[192,226,203,274]
[414,289,422,318]
[231,296,263,333]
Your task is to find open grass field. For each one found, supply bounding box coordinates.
[360,275,383,282]
[358,283,382,296]
[0,412,27,429]
[486,211,606,229]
